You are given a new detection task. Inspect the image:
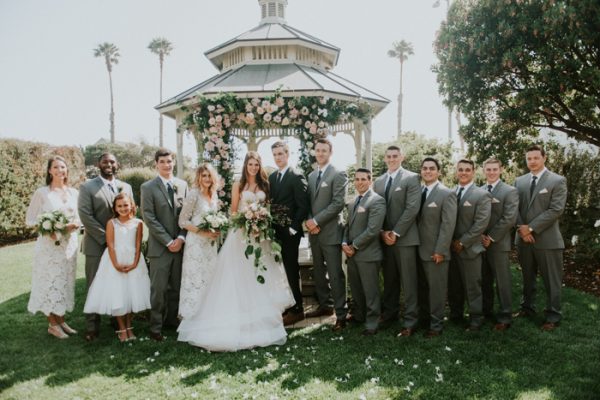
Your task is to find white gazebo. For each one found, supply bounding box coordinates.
[156,0,389,175]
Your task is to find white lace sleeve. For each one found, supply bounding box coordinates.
[179,189,199,229]
[70,188,81,225]
[25,187,46,227]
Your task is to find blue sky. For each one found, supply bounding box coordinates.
[0,0,452,169]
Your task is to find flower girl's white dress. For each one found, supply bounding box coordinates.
[177,191,295,351]
[84,218,151,316]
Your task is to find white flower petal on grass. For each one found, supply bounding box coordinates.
[426,359,431,364]
[571,235,579,246]
[413,364,418,369]
[594,219,600,228]
[109,355,115,359]
[445,346,452,351]
[455,359,461,364]
[154,351,160,356]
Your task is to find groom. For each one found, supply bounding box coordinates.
[269,141,310,326]
[78,152,133,341]
[141,148,188,341]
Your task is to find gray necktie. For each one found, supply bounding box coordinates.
[384,175,393,200]
[167,182,175,208]
[457,187,464,204]
[315,170,322,190]
[530,176,537,197]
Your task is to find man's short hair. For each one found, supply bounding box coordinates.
[97,152,116,163]
[483,157,502,167]
[457,159,475,169]
[526,144,546,157]
[355,167,372,179]
[155,148,174,162]
[386,145,402,154]
[315,138,332,151]
[271,140,289,153]
[421,157,440,170]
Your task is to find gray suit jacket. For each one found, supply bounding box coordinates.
[78,176,133,256]
[483,181,518,252]
[373,168,420,246]
[514,170,567,249]
[453,184,492,259]
[141,176,188,257]
[418,183,457,261]
[307,165,348,245]
[343,189,386,262]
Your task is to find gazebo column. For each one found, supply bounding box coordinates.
[364,118,373,171]
[247,129,258,152]
[353,120,363,168]
[175,113,185,178]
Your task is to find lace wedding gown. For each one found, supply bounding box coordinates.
[178,189,219,319]
[177,190,295,351]
[25,186,79,316]
[83,218,151,315]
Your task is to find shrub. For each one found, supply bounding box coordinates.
[0,139,85,245]
[118,168,156,208]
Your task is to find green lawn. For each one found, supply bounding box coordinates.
[1,241,599,399]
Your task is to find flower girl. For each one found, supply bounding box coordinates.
[84,193,151,342]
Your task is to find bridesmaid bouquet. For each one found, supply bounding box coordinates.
[196,210,229,246]
[230,203,282,284]
[37,210,70,246]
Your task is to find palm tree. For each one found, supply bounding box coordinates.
[148,38,174,147]
[388,40,414,139]
[93,42,120,143]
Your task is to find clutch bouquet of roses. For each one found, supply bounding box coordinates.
[196,210,229,246]
[37,210,70,246]
[230,203,282,284]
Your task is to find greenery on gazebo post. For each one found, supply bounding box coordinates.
[179,92,372,210]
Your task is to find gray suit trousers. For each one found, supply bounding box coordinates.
[85,255,102,332]
[347,259,380,330]
[449,254,483,326]
[517,245,563,323]
[421,260,449,332]
[310,239,346,319]
[149,251,183,333]
[482,250,513,324]
[381,244,418,329]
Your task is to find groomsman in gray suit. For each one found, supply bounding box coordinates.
[141,148,188,341]
[515,144,567,331]
[480,158,518,331]
[306,138,348,331]
[448,159,491,331]
[417,157,457,338]
[342,168,386,336]
[78,152,133,341]
[373,145,421,337]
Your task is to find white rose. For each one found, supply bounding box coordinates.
[42,220,52,230]
[55,222,65,230]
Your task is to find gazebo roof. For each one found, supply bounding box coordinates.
[156,63,390,118]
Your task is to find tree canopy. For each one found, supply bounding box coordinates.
[434,0,600,162]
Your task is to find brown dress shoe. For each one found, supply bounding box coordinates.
[361,328,378,336]
[494,323,511,331]
[541,322,559,331]
[149,331,164,342]
[423,330,441,338]
[332,319,347,332]
[283,311,305,326]
[397,328,414,337]
[305,307,334,318]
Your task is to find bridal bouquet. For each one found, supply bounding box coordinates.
[37,210,70,246]
[196,210,229,246]
[230,203,282,284]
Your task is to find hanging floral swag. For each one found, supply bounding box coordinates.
[179,91,372,210]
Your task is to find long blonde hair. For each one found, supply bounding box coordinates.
[194,163,219,197]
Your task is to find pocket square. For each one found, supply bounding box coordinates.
[427,202,438,208]
[357,206,366,213]
[394,187,402,192]
[463,201,472,207]
[321,182,328,188]
[539,188,548,194]
[492,197,501,203]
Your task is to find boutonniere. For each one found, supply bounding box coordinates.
[539,188,548,194]
[117,185,123,194]
[320,181,328,188]
[427,202,437,208]
[173,184,179,194]
[463,201,472,207]
[357,206,366,213]
[492,197,501,203]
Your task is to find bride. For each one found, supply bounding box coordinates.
[177,151,295,351]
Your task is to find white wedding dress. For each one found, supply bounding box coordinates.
[177,190,295,351]
[178,189,219,319]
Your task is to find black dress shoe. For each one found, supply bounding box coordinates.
[332,319,347,332]
[85,331,99,342]
[345,314,364,325]
[361,328,378,336]
[513,310,535,318]
[305,307,334,318]
[149,331,164,342]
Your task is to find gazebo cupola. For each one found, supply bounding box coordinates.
[259,0,287,24]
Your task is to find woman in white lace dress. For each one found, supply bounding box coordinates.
[178,152,295,351]
[177,163,220,319]
[25,156,80,339]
